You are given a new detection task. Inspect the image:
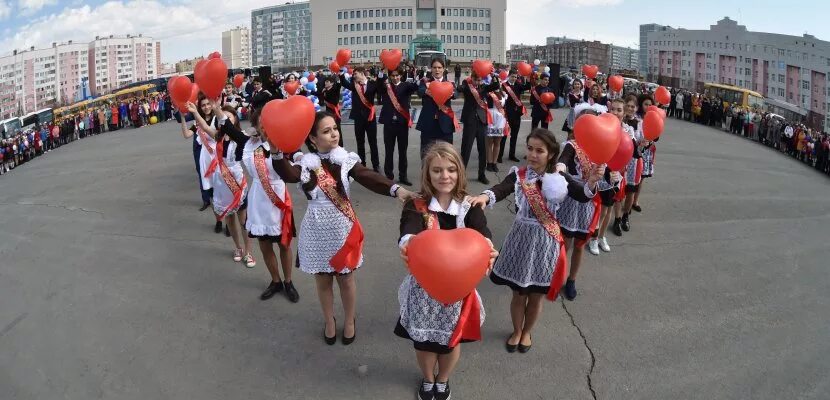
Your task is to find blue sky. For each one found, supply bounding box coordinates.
[1,0,829,63]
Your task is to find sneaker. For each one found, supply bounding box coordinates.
[417,380,435,400]
[244,254,256,268]
[563,279,577,301]
[612,218,623,236]
[233,248,243,262]
[587,239,600,255]
[599,237,611,252]
[434,381,451,400]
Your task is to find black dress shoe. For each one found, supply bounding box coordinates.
[324,317,337,345]
[509,156,521,162]
[632,204,642,212]
[214,221,223,234]
[478,174,490,185]
[518,335,532,353]
[223,224,231,237]
[563,279,577,301]
[284,281,299,303]
[612,218,623,237]
[259,281,284,300]
[621,214,631,232]
[342,318,356,345]
[496,157,503,163]
[492,163,499,172]
[199,202,210,211]
[505,336,518,353]
[398,178,413,186]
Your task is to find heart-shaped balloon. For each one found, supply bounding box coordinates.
[307,73,316,82]
[540,92,555,105]
[406,228,491,304]
[208,51,221,60]
[194,59,208,81]
[329,60,341,73]
[582,64,599,79]
[336,48,352,66]
[498,70,508,81]
[168,76,192,105]
[646,105,666,120]
[385,48,403,71]
[606,126,633,172]
[261,96,315,152]
[608,75,624,92]
[429,81,454,105]
[188,83,200,104]
[196,57,227,99]
[472,59,493,79]
[573,113,622,164]
[642,110,664,140]
[233,73,244,88]
[516,61,532,77]
[654,86,671,105]
[284,80,300,96]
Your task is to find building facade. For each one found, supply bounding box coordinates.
[251,3,312,70]
[175,57,204,73]
[506,40,611,73]
[646,17,830,129]
[609,45,639,73]
[88,34,159,95]
[640,23,672,77]
[311,0,507,66]
[222,27,252,69]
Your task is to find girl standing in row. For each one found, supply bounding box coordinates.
[485,90,508,173]
[614,95,644,236]
[589,99,627,255]
[178,95,219,230]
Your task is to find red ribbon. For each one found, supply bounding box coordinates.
[325,101,342,121]
[413,199,482,347]
[613,176,627,202]
[204,136,222,178]
[502,81,527,116]
[466,77,492,126]
[212,138,248,221]
[531,87,553,123]
[316,166,364,272]
[426,80,461,131]
[253,147,294,248]
[355,83,376,121]
[386,82,412,128]
[635,158,644,185]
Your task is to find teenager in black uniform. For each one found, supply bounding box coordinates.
[460,71,500,184]
[416,58,457,158]
[498,69,530,163]
[529,73,553,131]
[377,66,419,186]
[340,67,380,171]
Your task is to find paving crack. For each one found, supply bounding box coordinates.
[0,202,104,217]
[561,298,597,400]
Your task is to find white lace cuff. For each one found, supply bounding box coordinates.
[584,184,596,198]
[399,234,414,249]
[482,190,496,209]
[270,152,283,160]
[390,184,400,197]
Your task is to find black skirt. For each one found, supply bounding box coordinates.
[394,318,469,355]
[599,189,616,207]
[489,272,550,295]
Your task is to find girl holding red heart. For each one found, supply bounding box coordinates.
[470,128,602,353]
[398,142,497,400]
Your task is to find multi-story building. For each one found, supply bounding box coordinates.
[222,26,252,69]
[175,57,205,73]
[646,17,830,129]
[609,45,639,73]
[251,3,311,70]
[88,34,159,95]
[506,40,611,73]
[640,23,672,77]
[546,36,579,46]
[311,0,507,66]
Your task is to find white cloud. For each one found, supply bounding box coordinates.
[506,0,632,47]
[0,0,12,19]
[18,0,56,15]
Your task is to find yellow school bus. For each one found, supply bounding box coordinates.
[704,82,764,110]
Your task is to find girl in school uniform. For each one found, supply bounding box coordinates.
[271,111,416,346]
[485,89,508,173]
[470,128,602,353]
[614,94,645,236]
[627,94,656,222]
[588,98,627,255]
[178,95,220,232]
[397,142,498,400]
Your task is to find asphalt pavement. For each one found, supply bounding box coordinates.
[0,109,828,400]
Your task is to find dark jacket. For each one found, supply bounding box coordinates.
[376,75,419,125]
[502,79,531,121]
[416,76,457,136]
[460,77,500,124]
[340,74,377,122]
[529,85,553,120]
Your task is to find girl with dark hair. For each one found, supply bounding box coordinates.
[470,128,601,353]
[272,112,416,346]
[316,75,344,147]
[274,73,308,99]
[179,95,217,219]
[622,94,655,228]
[633,95,657,214]
[614,95,645,236]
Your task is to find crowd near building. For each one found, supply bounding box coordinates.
[222,27,252,69]
[506,37,638,74]
[645,17,830,130]
[0,35,161,120]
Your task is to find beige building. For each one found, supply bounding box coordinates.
[222,26,252,69]
[310,0,506,66]
[175,56,204,73]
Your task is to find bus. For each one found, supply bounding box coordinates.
[20,108,53,130]
[414,51,447,68]
[1,117,22,138]
[703,82,764,110]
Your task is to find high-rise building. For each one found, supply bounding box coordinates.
[222,27,252,69]
[311,0,507,66]
[251,3,312,70]
[609,45,639,73]
[646,17,830,129]
[639,23,672,77]
[507,40,611,73]
[88,34,159,95]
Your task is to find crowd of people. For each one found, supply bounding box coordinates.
[181,57,661,400]
[0,93,173,176]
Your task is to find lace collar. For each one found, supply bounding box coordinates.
[428,197,461,216]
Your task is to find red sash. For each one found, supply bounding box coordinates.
[466,78,493,125]
[570,142,603,246]
[325,100,342,121]
[531,87,553,123]
[517,168,568,301]
[426,80,461,131]
[613,176,627,202]
[209,139,248,221]
[386,82,412,128]
[355,83,376,121]
[489,93,510,137]
[502,81,527,116]
[413,199,481,347]
[316,166,364,272]
[197,126,215,156]
[253,147,294,247]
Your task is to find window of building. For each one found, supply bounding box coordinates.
[382,9,386,17]
[369,10,373,17]
[407,8,412,16]
[803,80,810,89]
[382,22,386,29]
[441,8,445,16]
[453,9,458,16]
[467,35,471,43]
[441,22,445,29]
[466,9,471,17]
[486,24,490,31]
[376,35,380,42]
[394,9,399,16]
[338,12,342,19]
[479,23,484,30]
[369,36,374,44]
[338,25,342,32]
[376,22,380,30]
[387,35,392,43]
[441,35,446,41]
[356,24,361,31]
[357,37,361,44]
[473,36,478,44]
[485,37,490,44]
[382,35,386,43]
[363,10,367,17]
[408,35,412,41]
[350,11,355,18]
[369,23,373,30]
[350,37,355,45]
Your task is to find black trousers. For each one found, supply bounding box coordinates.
[531,116,549,130]
[383,122,409,180]
[498,117,522,161]
[354,118,379,170]
[419,131,453,159]
[460,119,487,176]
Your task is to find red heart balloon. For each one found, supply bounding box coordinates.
[188,83,200,104]
[429,81,454,105]
[382,48,402,71]
[606,126,633,171]
[260,96,315,152]
[608,75,624,92]
[654,86,671,105]
[498,70,508,81]
[336,48,351,66]
[472,59,492,79]
[540,92,555,105]
[196,58,227,99]
[233,73,244,88]
[194,59,208,81]
[329,60,341,72]
[573,113,622,164]
[407,228,491,304]
[642,110,664,140]
[582,64,598,79]
[283,80,300,96]
[307,73,316,83]
[169,76,192,104]
[646,105,666,120]
[208,51,221,60]
[517,61,532,77]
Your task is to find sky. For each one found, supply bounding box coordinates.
[1,0,829,64]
